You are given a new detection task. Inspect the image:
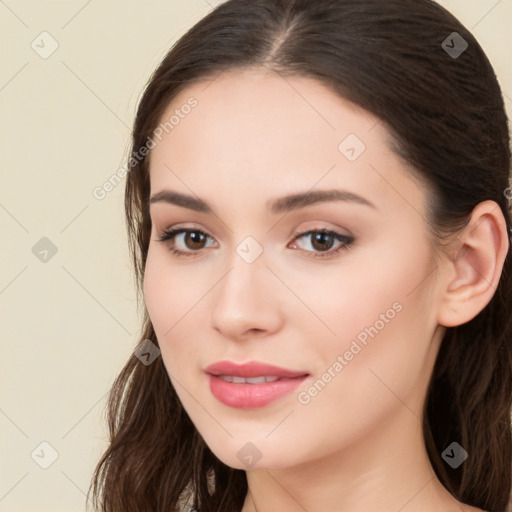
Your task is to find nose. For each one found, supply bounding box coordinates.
[210,251,284,341]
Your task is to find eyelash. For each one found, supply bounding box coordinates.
[155,227,354,260]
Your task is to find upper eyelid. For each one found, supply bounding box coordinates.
[158,219,352,236]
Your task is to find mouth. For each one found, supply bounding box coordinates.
[215,375,285,384]
[204,360,310,409]
[204,360,308,378]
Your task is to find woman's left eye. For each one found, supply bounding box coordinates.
[290,229,354,259]
[155,228,354,260]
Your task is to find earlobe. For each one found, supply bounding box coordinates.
[438,200,510,328]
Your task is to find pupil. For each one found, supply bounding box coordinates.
[313,232,332,251]
[187,231,205,249]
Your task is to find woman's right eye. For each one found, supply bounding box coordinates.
[156,228,216,257]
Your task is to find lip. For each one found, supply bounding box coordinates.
[204,360,309,409]
[204,360,308,378]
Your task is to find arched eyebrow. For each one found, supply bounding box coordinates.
[149,188,376,214]
[267,189,376,213]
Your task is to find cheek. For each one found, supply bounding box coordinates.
[143,251,190,361]
[299,239,430,349]
[143,247,201,333]
[143,249,213,374]
[302,236,436,401]
[289,293,435,466]
[143,252,174,334]
[306,263,435,424]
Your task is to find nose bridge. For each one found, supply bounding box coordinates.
[217,236,267,306]
[210,236,281,338]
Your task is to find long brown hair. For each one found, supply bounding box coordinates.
[87,1,512,510]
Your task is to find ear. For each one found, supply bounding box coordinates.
[437,200,510,328]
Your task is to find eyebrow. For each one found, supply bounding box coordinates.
[149,188,376,214]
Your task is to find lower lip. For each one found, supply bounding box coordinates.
[207,374,308,409]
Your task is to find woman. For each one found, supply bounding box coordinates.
[88,1,512,511]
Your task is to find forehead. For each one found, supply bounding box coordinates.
[153,67,382,157]
[148,67,427,220]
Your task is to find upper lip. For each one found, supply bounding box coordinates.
[205,360,309,378]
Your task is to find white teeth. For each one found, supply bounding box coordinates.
[217,375,280,384]
[245,376,279,384]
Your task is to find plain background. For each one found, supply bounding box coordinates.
[1,1,511,510]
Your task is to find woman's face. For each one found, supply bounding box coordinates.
[144,67,447,470]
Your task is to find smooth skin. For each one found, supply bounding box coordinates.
[143,67,508,512]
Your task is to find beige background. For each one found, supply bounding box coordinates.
[0,1,511,510]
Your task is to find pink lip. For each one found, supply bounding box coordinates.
[204,360,309,409]
[205,360,308,378]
